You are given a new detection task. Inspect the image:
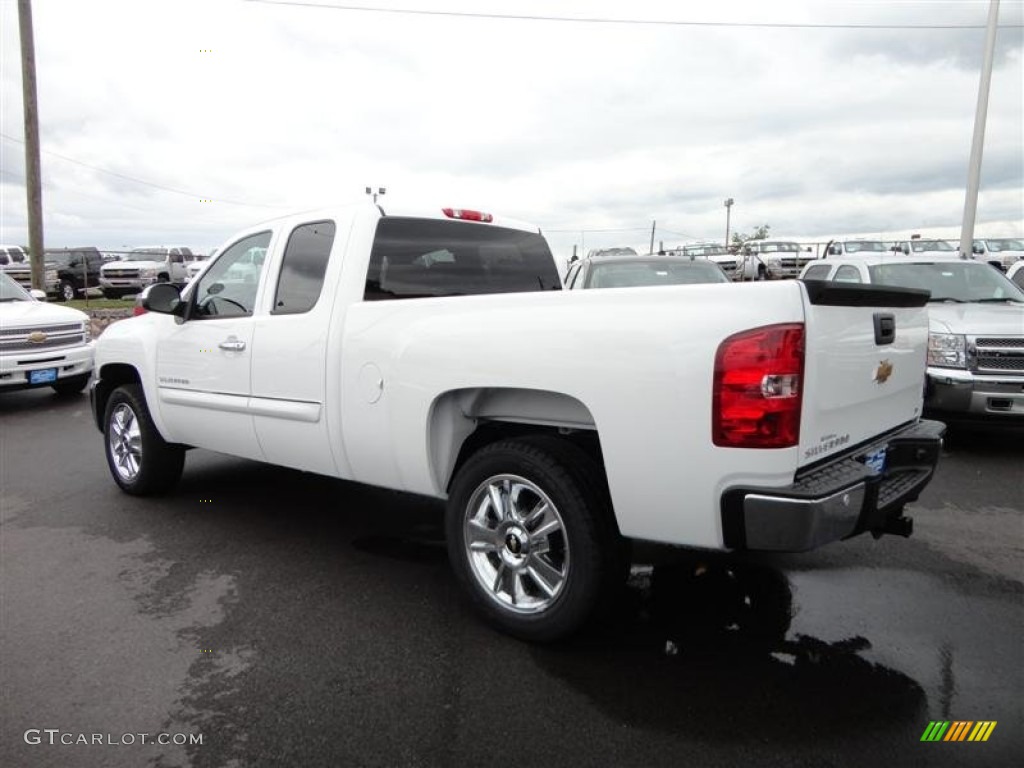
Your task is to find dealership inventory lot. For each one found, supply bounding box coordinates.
[1,390,1021,767]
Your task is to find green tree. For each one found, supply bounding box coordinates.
[731,224,771,246]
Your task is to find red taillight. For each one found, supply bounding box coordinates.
[132,306,147,316]
[442,207,493,223]
[713,323,804,448]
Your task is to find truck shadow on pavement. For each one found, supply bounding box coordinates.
[533,562,925,745]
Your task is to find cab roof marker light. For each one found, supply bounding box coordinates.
[443,208,493,223]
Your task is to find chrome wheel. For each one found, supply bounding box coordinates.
[108,403,142,481]
[464,474,570,614]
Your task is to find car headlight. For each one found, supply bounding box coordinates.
[45,268,58,283]
[928,333,966,368]
[83,321,92,342]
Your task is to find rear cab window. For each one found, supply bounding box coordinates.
[273,220,336,314]
[364,218,561,300]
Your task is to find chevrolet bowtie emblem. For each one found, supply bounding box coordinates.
[874,360,893,384]
[27,331,48,344]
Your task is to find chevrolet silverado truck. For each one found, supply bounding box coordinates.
[99,246,193,298]
[90,203,944,640]
[1,270,94,394]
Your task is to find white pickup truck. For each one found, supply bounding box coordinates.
[99,246,193,298]
[90,203,944,640]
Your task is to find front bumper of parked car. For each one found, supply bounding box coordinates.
[925,368,1024,418]
[0,341,95,391]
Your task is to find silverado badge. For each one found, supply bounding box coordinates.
[27,331,48,344]
[874,360,893,384]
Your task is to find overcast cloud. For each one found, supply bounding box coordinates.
[1,0,1021,257]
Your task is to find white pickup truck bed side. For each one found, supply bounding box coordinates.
[90,203,944,639]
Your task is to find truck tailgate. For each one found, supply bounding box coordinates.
[799,281,931,467]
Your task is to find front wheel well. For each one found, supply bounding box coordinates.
[92,363,142,431]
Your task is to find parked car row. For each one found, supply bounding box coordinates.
[0,244,213,301]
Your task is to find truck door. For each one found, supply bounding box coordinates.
[250,219,340,476]
[154,231,273,460]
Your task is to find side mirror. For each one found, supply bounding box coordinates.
[901,245,910,255]
[30,289,47,301]
[827,245,840,256]
[972,244,984,255]
[142,282,183,315]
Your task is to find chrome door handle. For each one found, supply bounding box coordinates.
[219,338,246,351]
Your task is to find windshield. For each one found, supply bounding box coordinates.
[586,260,730,288]
[910,240,955,252]
[682,245,728,257]
[980,239,1024,252]
[43,250,75,266]
[760,242,800,253]
[125,248,169,261]
[842,241,886,253]
[0,271,33,302]
[868,262,1024,303]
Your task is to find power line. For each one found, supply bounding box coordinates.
[244,0,1024,30]
[0,132,287,209]
[546,226,650,233]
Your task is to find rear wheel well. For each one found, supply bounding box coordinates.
[447,422,605,493]
[93,363,141,430]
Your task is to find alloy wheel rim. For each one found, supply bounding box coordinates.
[108,403,142,481]
[464,474,570,615]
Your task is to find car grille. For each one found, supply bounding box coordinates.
[779,257,799,269]
[970,336,1024,375]
[103,268,140,278]
[0,322,85,352]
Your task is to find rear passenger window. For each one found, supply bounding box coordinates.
[364,217,561,300]
[834,265,862,284]
[273,220,335,314]
[802,264,831,280]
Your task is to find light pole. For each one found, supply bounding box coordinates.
[365,186,386,204]
[958,0,999,258]
[724,198,734,248]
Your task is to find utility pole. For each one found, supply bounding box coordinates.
[959,0,1000,258]
[649,220,656,254]
[724,198,734,247]
[18,0,45,290]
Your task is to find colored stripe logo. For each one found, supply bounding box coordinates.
[921,721,997,742]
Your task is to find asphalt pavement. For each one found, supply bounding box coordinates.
[1,388,1021,767]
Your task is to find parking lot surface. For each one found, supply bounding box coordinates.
[1,389,1021,767]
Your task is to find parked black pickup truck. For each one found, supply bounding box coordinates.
[5,247,104,301]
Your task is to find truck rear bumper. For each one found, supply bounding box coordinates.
[720,419,945,552]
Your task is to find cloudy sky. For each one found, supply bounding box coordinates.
[1,0,1022,258]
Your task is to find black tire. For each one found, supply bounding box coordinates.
[57,280,76,302]
[103,383,184,495]
[757,264,768,281]
[157,273,169,283]
[446,436,622,641]
[51,373,90,396]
